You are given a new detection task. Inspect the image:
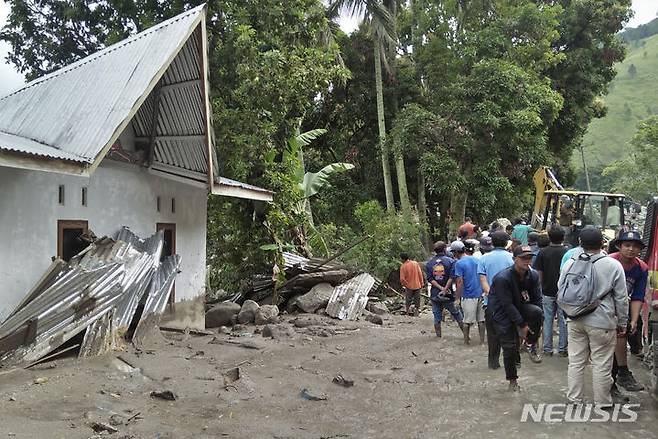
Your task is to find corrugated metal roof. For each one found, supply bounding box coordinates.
[0,5,206,166]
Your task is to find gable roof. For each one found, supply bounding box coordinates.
[0,5,273,202]
[0,5,206,173]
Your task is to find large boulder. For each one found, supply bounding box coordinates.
[237,300,260,324]
[205,302,241,328]
[295,283,334,313]
[255,305,280,325]
[366,301,389,315]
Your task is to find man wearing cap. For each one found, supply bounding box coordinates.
[453,240,485,344]
[533,226,568,357]
[608,230,648,392]
[488,245,543,390]
[559,227,628,406]
[478,231,514,369]
[426,242,463,337]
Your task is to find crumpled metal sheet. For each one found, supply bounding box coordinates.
[112,228,164,332]
[79,310,116,358]
[326,273,375,321]
[132,254,181,341]
[0,240,126,365]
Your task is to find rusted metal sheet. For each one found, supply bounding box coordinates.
[326,274,375,321]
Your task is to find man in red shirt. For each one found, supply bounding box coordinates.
[400,253,425,316]
[608,230,648,393]
[458,217,477,239]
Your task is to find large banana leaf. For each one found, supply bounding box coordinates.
[300,163,355,198]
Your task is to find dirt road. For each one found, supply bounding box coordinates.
[0,312,655,438]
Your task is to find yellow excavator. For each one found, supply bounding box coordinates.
[531,166,627,245]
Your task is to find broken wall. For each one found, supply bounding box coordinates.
[0,160,207,327]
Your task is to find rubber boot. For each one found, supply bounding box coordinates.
[463,323,471,345]
[434,323,442,338]
[478,322,486,344]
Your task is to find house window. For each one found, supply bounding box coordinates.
[58,185,65,205]
[171,197,176,214]
[57,220,89,262]
[81,187,88,206]
[156,196,161,212]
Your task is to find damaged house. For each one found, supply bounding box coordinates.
[0,5,272,363]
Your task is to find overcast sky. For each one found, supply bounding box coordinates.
[1,0,657,96]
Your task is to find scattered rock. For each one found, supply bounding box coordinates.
[366,301,389,315]
[237,300,260,324]
[109,414,126,427]
[332,374,354,388]
[315,308,327,315]
[255,305,279,325]
[205,302,241,328]
[231,324,248,333]
[300,388,328,401]
[295,283,334,313]
[217,326,231,335]
[262,324,295,339]
[89,421,119,434]
[222,367,240,387]
[150,390,177,401]
[285,294,303,313]
[33,377,48,385]
[365,313,383,325]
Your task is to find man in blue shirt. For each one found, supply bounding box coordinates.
[478,231,514,368]
[426,241,463,338]
[454,240,484,345]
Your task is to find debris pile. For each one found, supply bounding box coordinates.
[0,227,181,367]
[206,252,386,329]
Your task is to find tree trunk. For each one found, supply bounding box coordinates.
[374,44,395,212]
[417,171,429,249]
[395,152,411,214]
[448,189,467,240]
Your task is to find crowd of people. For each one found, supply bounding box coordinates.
[398,217,649,407]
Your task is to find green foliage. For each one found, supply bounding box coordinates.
[603,116,658,202]
[340,201,427,279]
[301,163,355,198]
[619,17,658,43]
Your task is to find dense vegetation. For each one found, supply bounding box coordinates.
[1,0,632,290]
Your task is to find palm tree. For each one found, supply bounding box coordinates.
[329,0,397,212]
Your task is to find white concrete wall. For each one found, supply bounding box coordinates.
[0,160,207,323]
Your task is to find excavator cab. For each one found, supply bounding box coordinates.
[531,167,626,245]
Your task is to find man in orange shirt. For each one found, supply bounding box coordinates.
[400,252,425,316]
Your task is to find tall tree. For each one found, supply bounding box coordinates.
[330,0,397,212]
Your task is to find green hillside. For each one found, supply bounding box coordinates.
[578,33,658,173]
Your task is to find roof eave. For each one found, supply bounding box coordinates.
[212,178,274,202]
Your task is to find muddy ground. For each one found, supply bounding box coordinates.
[0,310,656,439]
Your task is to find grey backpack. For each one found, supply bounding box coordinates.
[557,252,607,318]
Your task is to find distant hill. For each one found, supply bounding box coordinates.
[575,32,658,190]
[619,17,658,43]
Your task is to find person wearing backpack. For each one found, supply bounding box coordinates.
[558,227,629,407]
[488,245,543,391]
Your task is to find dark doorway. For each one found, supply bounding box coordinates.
[57,220,89,262]
[156,223,176,303]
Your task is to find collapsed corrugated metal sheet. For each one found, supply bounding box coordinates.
[0,230,180,366]
[326,274,375,321]
[0,240,126,365]
[0,5,206,166]
[132,254,181,342]
[112,228,164,331]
